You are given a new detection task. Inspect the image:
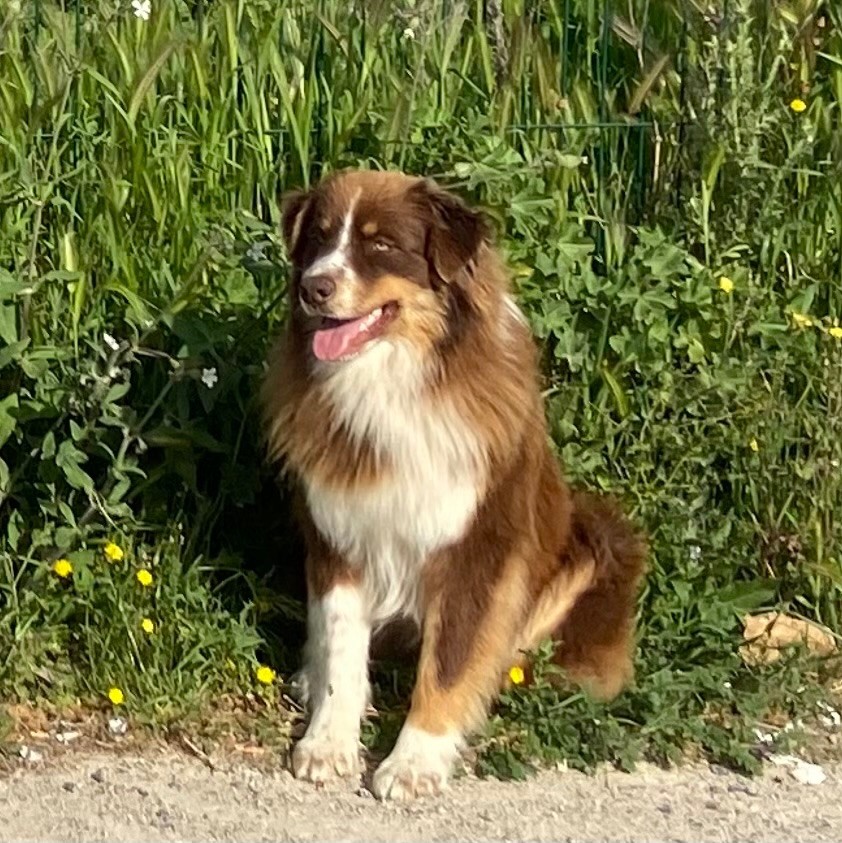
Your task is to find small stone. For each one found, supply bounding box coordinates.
[19,745,43,763]
[108,716,128,735]
[657,803,672,815]
[56,730,81,744]
[753,728,775,745]
[134,786,149,797]
[91,768,106,784]
[790,762,827,785]
[817,702,841,729]
[155,809,174,829]
[727,783,757,796]
[62,782,77,793]
[768,753,801,767]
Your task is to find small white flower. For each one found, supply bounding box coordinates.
[132,0,151,21]
[689,545,702,562]
[201,367,219,389]
[103,332,120,351]
[401,27,415,41]
[723,681,732,689]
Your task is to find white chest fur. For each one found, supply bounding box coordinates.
[304,341,485,624]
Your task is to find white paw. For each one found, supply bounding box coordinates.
[292,734,362,783]
[372,756,448,800]
[371,725,458,801]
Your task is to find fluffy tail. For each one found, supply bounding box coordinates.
[554,491,647,700]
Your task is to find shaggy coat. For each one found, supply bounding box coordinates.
[262,170,646,800]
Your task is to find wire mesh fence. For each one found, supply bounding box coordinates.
[11,0,721,259]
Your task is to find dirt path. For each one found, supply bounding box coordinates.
[2,751,841,842]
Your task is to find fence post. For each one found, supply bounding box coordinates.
[560,0,570,99]
[596,0,611,268]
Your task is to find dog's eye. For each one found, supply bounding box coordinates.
[372,239,391,252]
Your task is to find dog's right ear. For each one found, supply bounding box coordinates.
[280,189,311,256]
[411,178,489,286]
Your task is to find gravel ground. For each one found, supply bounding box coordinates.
[1,750,841,842]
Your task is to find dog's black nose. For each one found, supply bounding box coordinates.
[300,274,336,307]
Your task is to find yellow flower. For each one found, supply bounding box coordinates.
[791,311,813,329]
[789,98,807,113]
[52,558,73,578]
[140,617,155,635]
[255,665,276,685]
[829,327,842,340]
[107,687,125,705]
[749,438,759,453]
[508,665,525,685]
[136,568,153,587]
[718,276,734,294]
[104,541,124,562]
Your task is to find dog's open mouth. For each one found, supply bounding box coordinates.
[312,302,398,362]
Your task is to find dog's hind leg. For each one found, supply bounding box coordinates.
[551,491,647,701]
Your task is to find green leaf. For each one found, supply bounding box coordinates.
[716,581,777,612]
[0,394,19,448]
[104,382,131,404]
[127,40,182,127]
[55,440,94,492]
[54,526,76,550]
[0,338,29,370]
[0,303,18,344]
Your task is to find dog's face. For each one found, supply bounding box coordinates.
[280,170,487,363]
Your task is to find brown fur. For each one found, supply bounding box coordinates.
[261,169,646,789]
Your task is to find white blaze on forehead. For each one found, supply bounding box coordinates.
[302,191,361,281]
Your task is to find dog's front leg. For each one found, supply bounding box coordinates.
[372,553,528,800]
[293,561,370,783]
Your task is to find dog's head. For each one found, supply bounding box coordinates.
[280,170,488,363]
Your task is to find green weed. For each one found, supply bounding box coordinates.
[0,0,840,772]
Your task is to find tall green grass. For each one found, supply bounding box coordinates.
[0,0,841,767]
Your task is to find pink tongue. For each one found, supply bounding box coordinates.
[312,316,369,361]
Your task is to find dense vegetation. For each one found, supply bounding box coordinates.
[0,0,840,771]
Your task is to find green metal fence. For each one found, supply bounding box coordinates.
[10,0,833,279]
[12,0,709,244]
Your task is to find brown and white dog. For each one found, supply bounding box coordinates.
[261,169,646,800]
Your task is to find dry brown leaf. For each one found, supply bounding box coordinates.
[740,612,837,666]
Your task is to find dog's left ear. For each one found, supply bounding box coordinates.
[279,188,312,258]
[413,179,489,284]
